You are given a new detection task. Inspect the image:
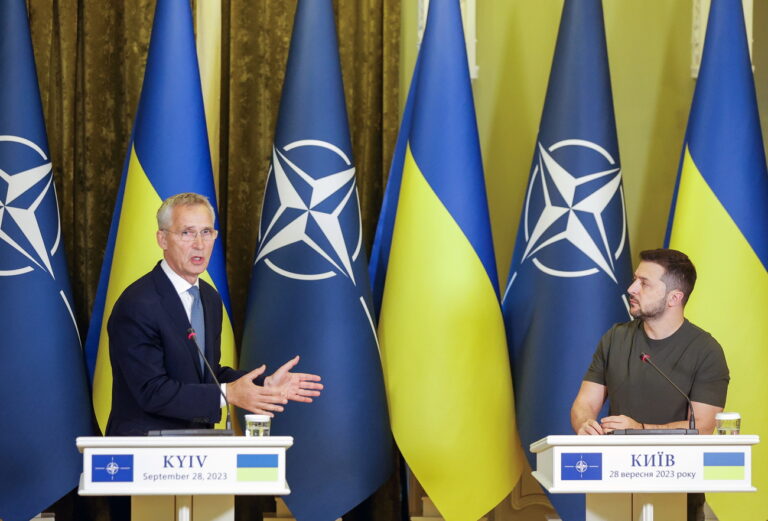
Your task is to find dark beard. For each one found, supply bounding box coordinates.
[629,298,666,320]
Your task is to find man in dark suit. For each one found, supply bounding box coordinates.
[106,192,322,436]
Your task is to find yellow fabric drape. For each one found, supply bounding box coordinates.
[195,0,222,196]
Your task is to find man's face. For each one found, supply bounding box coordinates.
[626,261,669,320]
[156,204,215,284]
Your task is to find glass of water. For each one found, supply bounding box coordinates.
[244,414,271,437]
[715,412,740,435]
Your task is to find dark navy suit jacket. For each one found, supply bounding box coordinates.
[105,262,245,435]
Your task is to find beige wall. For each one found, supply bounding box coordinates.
[400,0,766,283]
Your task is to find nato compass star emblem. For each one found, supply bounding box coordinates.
[0,135,62,278]
[504,139,629,310]
[105,460,121,476]
[254,139,380,349]
[92,454,134,482]
[0,135,80,335]
[255,139,362,285]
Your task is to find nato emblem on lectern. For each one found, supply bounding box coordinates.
[562,452,602,480]
[92,455,134,482]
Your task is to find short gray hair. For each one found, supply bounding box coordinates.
[156,193,216,230]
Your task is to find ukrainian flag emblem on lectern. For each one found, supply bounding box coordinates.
[236,454,278,482]
[703,453,745,481]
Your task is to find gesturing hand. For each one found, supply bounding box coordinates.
[227,365,287,417]
[264,355,323,403]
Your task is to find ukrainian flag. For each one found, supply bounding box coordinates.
[369,2,522,519]
[84,0,235,433]
[236,454,279,482]
[666,1,768,519]
[703,452,745,481]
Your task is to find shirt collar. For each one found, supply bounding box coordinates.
[160,259,199,296]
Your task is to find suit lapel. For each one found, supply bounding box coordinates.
[151,263,206,381]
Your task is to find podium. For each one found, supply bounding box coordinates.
[530,435,758,521]
[77,436,292,521]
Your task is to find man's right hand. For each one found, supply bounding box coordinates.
[577,418,605,435]
[226,365,288,417]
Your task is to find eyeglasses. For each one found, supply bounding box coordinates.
[163,228,219,242]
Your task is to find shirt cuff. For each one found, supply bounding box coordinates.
[220,383,227,408]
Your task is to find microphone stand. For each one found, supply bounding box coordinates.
[189,328,234,434]
[639,352,698,434]
[146,330,235,436]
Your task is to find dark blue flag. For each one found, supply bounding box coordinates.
[0,2,93,520]
[502,1,632,519]
[239,2,392,520]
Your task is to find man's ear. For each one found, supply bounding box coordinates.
[667,289,685,308]
[156,229,167,250]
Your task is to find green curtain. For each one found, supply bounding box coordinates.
[27,0,400,519]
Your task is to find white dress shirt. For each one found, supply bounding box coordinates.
[160,260,227,407]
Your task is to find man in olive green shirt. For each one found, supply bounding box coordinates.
[570,249,729,521]
[571,248,729,434]
[580,318,728,429]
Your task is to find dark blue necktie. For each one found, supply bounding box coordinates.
[187,285,205,371]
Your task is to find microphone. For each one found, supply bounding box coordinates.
[639,352,697,433]
[188,328,233,433]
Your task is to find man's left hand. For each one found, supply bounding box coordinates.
[264,355,323,403]
[600,415,642,433]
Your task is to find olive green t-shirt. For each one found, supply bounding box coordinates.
[584,319,729,425]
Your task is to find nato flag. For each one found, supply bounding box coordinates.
[561,453,602,481]
[0,2,93,520]
[502,1,632,519]
[239,2,392,520]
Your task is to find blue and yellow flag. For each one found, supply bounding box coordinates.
[239,2,392,520]
[666,1,768,519]
[502,2,632,519]
[84,0,235,433]
[369,2,521,519]
[0,2,93,519]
